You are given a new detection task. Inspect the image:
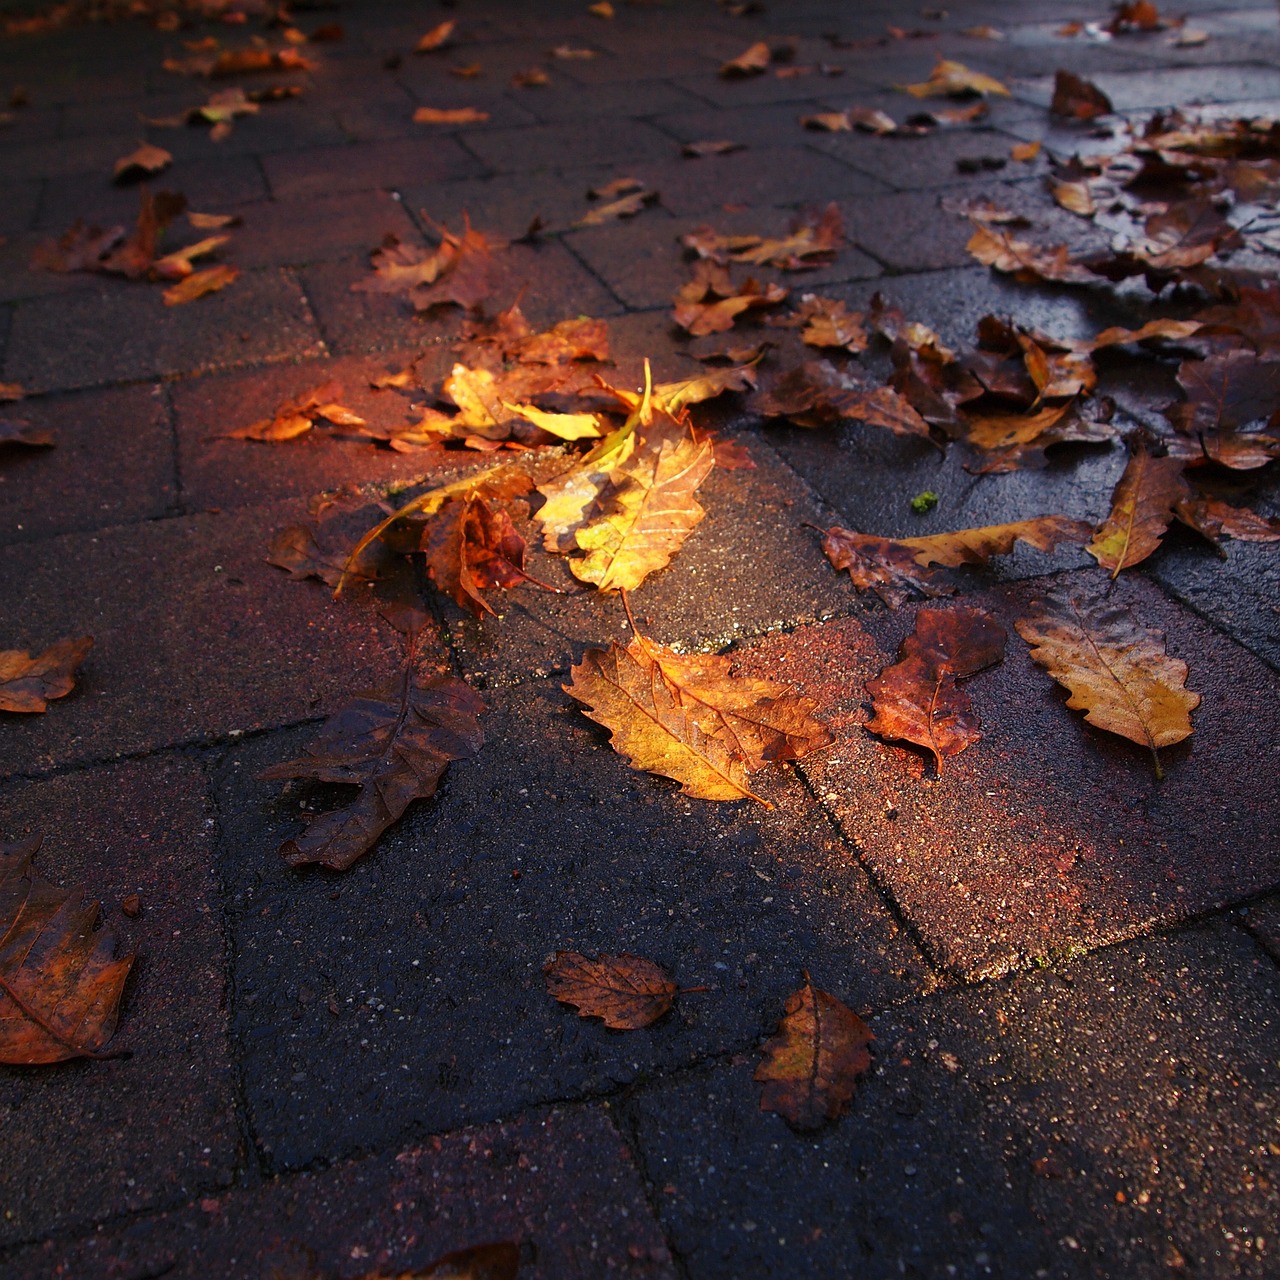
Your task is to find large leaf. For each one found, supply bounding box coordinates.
[901,516,1093,566]
[422,495,535,617]
[0,838,134,1064]
[817,527,951,607]
[1088,442,1189,576]
[755,974,873,1132]
[0,636,93,713]
[1014,588,1199,775]
[865,606,1006,771]
[261,637,484,870]
[544,951,678,1029]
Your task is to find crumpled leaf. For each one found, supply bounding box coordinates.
[220,380,366,442]
[755,973,873,1132]
[1050,69,1113,120]
[422,494,537,617]
[0,838,134,1064]
[565,609,829,804]
[792,295,868,353]
[162,263,238,305]
[817,527,952,607]
[899,58,1009,98]
[260,634,484,870]
[544,951,678,1028]
[681,205,844,270]
[673,267,788,336]
[865,605,1006,770]
[1088,441,1189,576]
[960,397,1119,472]
[0,636,93,714]
[1014,588,1199,775]
[1165,350,1280,468]
[901,516,1093,566]
[752,360,932,440]
[966,223,1096,284]
[1175,496,1280,546]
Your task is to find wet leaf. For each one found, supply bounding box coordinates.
[1015,588,1198,774]
[1088,442,1190,576]
[794,295,868,353]
[1050,69,1113,120]
[0,838,134,1064]
[901,516,1093,566]
[1108,1,1165,34]
[817,527,951,607]
[1167,351,1280,467]
[1175,495,1280,545]
[151,234,229,281]
[899,58,1010,98]
[112,142,171,183]
[966,223,1096,284]
[414,20,456,53]
[266,522,391,588]
[544,951,678,1028]
[673,270,788,336]
[0,636,93,714]
[753,361,933,441]
[413,106,490,124]
[960,397,1118,472]
[261,634,484,871]
[721,41,770,77]
[755,974,873,1132]
[682,205,844,270]
[865,605,1006,770]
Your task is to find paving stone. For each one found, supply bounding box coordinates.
[626,920,1280,1280]
[4,1106,675,1280]
[0,504,413,777]
[141,103,351,164]
[459,118,678,173]
[0,382,175,545]
[0,131,138,181]
[1239,895,1280,963]
[519,79,709,124]
[298,256,439,357]
[212,677,928,1172]
[3,268,324,392]
[771,572,1280,978]
[0,179,41,236]
[262,136,484,201]
[0,231,106,305]
[649,99,848,152]
[0,756,238,1249]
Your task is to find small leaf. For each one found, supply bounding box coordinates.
[966,223,1095,284]
[162,263,238,305]
[544,951,678,1028]
[0,636,93,714]
[899,58,1009,98]
[413,106,490,124]
[1050,69,1113,120]
[414,20,455,53]
[755,974,873,1132]
[721,41,770,77]
[817,526,952,607]
[1175,497,1280,545]
[112,142,172,183]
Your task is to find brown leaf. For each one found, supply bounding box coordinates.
[151,234,228,281]
[0,418,55,449]
[221,380,365,442]
[0,838,134,1064]
[112,142,172,184]
[1050,69,1113,121]
[817,527,951,607]
[413,106,490,124]
[0,383,25,403]
[1088,442,1190,576]
[1049,176,1096,216]
[544,951,678,1028]
[1015,588,1198,774]
[795,295,868,353]
[373,1241,519,1280]
[901,516,1093,566]
[966,223,1096,284]
[414,20,456,53]
[673,272,788,336]
[721,41,771,77]
[565,609,828,803]
[1108,1,1165,34]
[681,205,844,271]
[0,636,93,714]
[960,398,1118,472]
[410,221,506,312]
[755,974,873,1132]
[266,522,392,588]
[682,138,744,157]
[1167,351,1280,467]
[573,188,658,227]
[511,67,550,88]
[899,58,1010,98]
[422,494,534,617]
[1174,496,1280,545]
[753,360,933,441]
[261,635,484,870]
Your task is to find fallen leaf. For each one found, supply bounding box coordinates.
[450,63,483,79]
[0,383,25,402]
[794,295,868,353]
[413,106,490,124]
[163,264,239,305]
[1,418,55,449]
[800,110,854,132]
[1168,351,1280,467]
[865,605,1006,770]
[544,951,678,1028]
[267,522,391,588]
[1172,27,1208,47]
[221,380,365,442]
[816,526,951,607]
[1050,69,1113,120]
[0,636,93,713]
[962,24,1004,40]
[1081,318,1202,351]
[1175,496,1280,545]
[697,203,844,271]
[755,974,873,1131]
[683,138,743,157]
[899,58,1009,98]
[422,494,538,617]
[1108,1,1165,34]
[1015,588,1198,774]
[414,20,455,53]
[673,270,788,336]
[511,67,550,88]
[565,603,828,803]
[1088,441,1190,575]
[721,41,770,77]
[588,0,614,15]
[573,189,658,227]
[753,361,933,441]
[112,142,171,183]
[0,837,134,1064]
[151,234,229,281]
[397,1241,519,1280]
[260,630,484,870]
[966,222,1096,284]
[901,516,1093,566]
[1011,140,1042,162]
[187,210,241,230]
[551,44,595,59]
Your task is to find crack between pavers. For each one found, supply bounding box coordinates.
[1144,572,1280,677]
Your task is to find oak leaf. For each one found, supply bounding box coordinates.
[261,632,484,870]
[901,516,1093,566]
[544,951,678,1028]
[1088,441,1189,576]
[1014,588,1199,775]
[865,606,1006,770]
[899,58,1010,98]
[0,636,93,713]
[1050,69,1113,120]
[755,974,873,1131]
[0,838,134,1064]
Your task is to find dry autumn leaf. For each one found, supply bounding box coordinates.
[544,951,679,1028]
[1175,496,1280,546]
[755,974,873,1132]
[682,138,743,157]
[413,106,490,124]
[220,380,365,442]
[0,636,93,713]
[901,516,1093,566]
[816,526,951,607]
[899,58,1010,98]
[414,20,455,53]
[1,418,55,449]
[112,142,171,183]
[261,627,484,870]
[721,40,770,77]
[865,605,1006,771]
[0,837,134,1064]
[1050,69,1113,120]
[565,601,829,804]
[1015,588,1199,776]
[573,188,658,228]
[966,222,1096,284]
[1088,441,1189,576]
[162,262,239,304]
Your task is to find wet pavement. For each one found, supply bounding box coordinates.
[1,0,1278,1277]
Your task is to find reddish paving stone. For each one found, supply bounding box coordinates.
[519,79,708,124]
[0,382,175,544]
[459,118,678,173]
[744,571,1280,978]
[0,131,140,181]
[0,755,237,1249]
[3,268,325,393]
[1240,896,1280,963]
[0,504,416,777]
[4,1106,675,1280]
[299,256,440,357]
[262,136,483,201]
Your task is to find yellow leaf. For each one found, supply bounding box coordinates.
[899,58,1010,98]
[502,402,604,440]
[901,516,1093,567]
[413,106,490,124]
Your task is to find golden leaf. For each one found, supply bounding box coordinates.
[901,516,1093,567]
[1088,443,1189,577]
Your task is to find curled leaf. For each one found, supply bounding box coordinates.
[544,951,678,1028]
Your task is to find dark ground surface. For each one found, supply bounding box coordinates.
[1,0,1279,1277]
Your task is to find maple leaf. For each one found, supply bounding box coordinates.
[221,380,366,442]
[792,295,868,353]
[544,951,679,1028]
[414,20,455,53]
[112,142,171,184]
[966,223,1096,284]
[261,629,484,870]
[0,837,135,1064]
[755,973,873,1132]
[1,418,56,450]
[901,516,1093,566]
[899,58,1010,99]
[1175,496,1280,547]
[1088,441,1190,576]
[815,526,951,607]
[565,602,829,804]
[267,521,393,588]
[162,263,238,305]
[721,40,770,77]
[865,606,1006,771]
[413,106,489,125]
[1014,588,1199,776]
[411,221,505,312]
[0,636,93,713]
[1050,69,1114,120]
[673,269,788,336]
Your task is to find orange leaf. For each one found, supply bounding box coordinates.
[755,974,873,1131]
[112,142,171,183]
[721,41,770,77]
[817,527,952,608]
[0,636,93,713]
[544,951,678,1028]
[413,106,490,124]
[162,263,239,305]
[414,20,455,53]
[1087,442,1189,576]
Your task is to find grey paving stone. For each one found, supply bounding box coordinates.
[459,118,678,173]
[262,135,484,201]
[212,677,929,1172]
[0,756,238,1250]
[626,919,1280,1280]
[520,79,709,124]
[1014,63,1280,112]
[0,179,41,236]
